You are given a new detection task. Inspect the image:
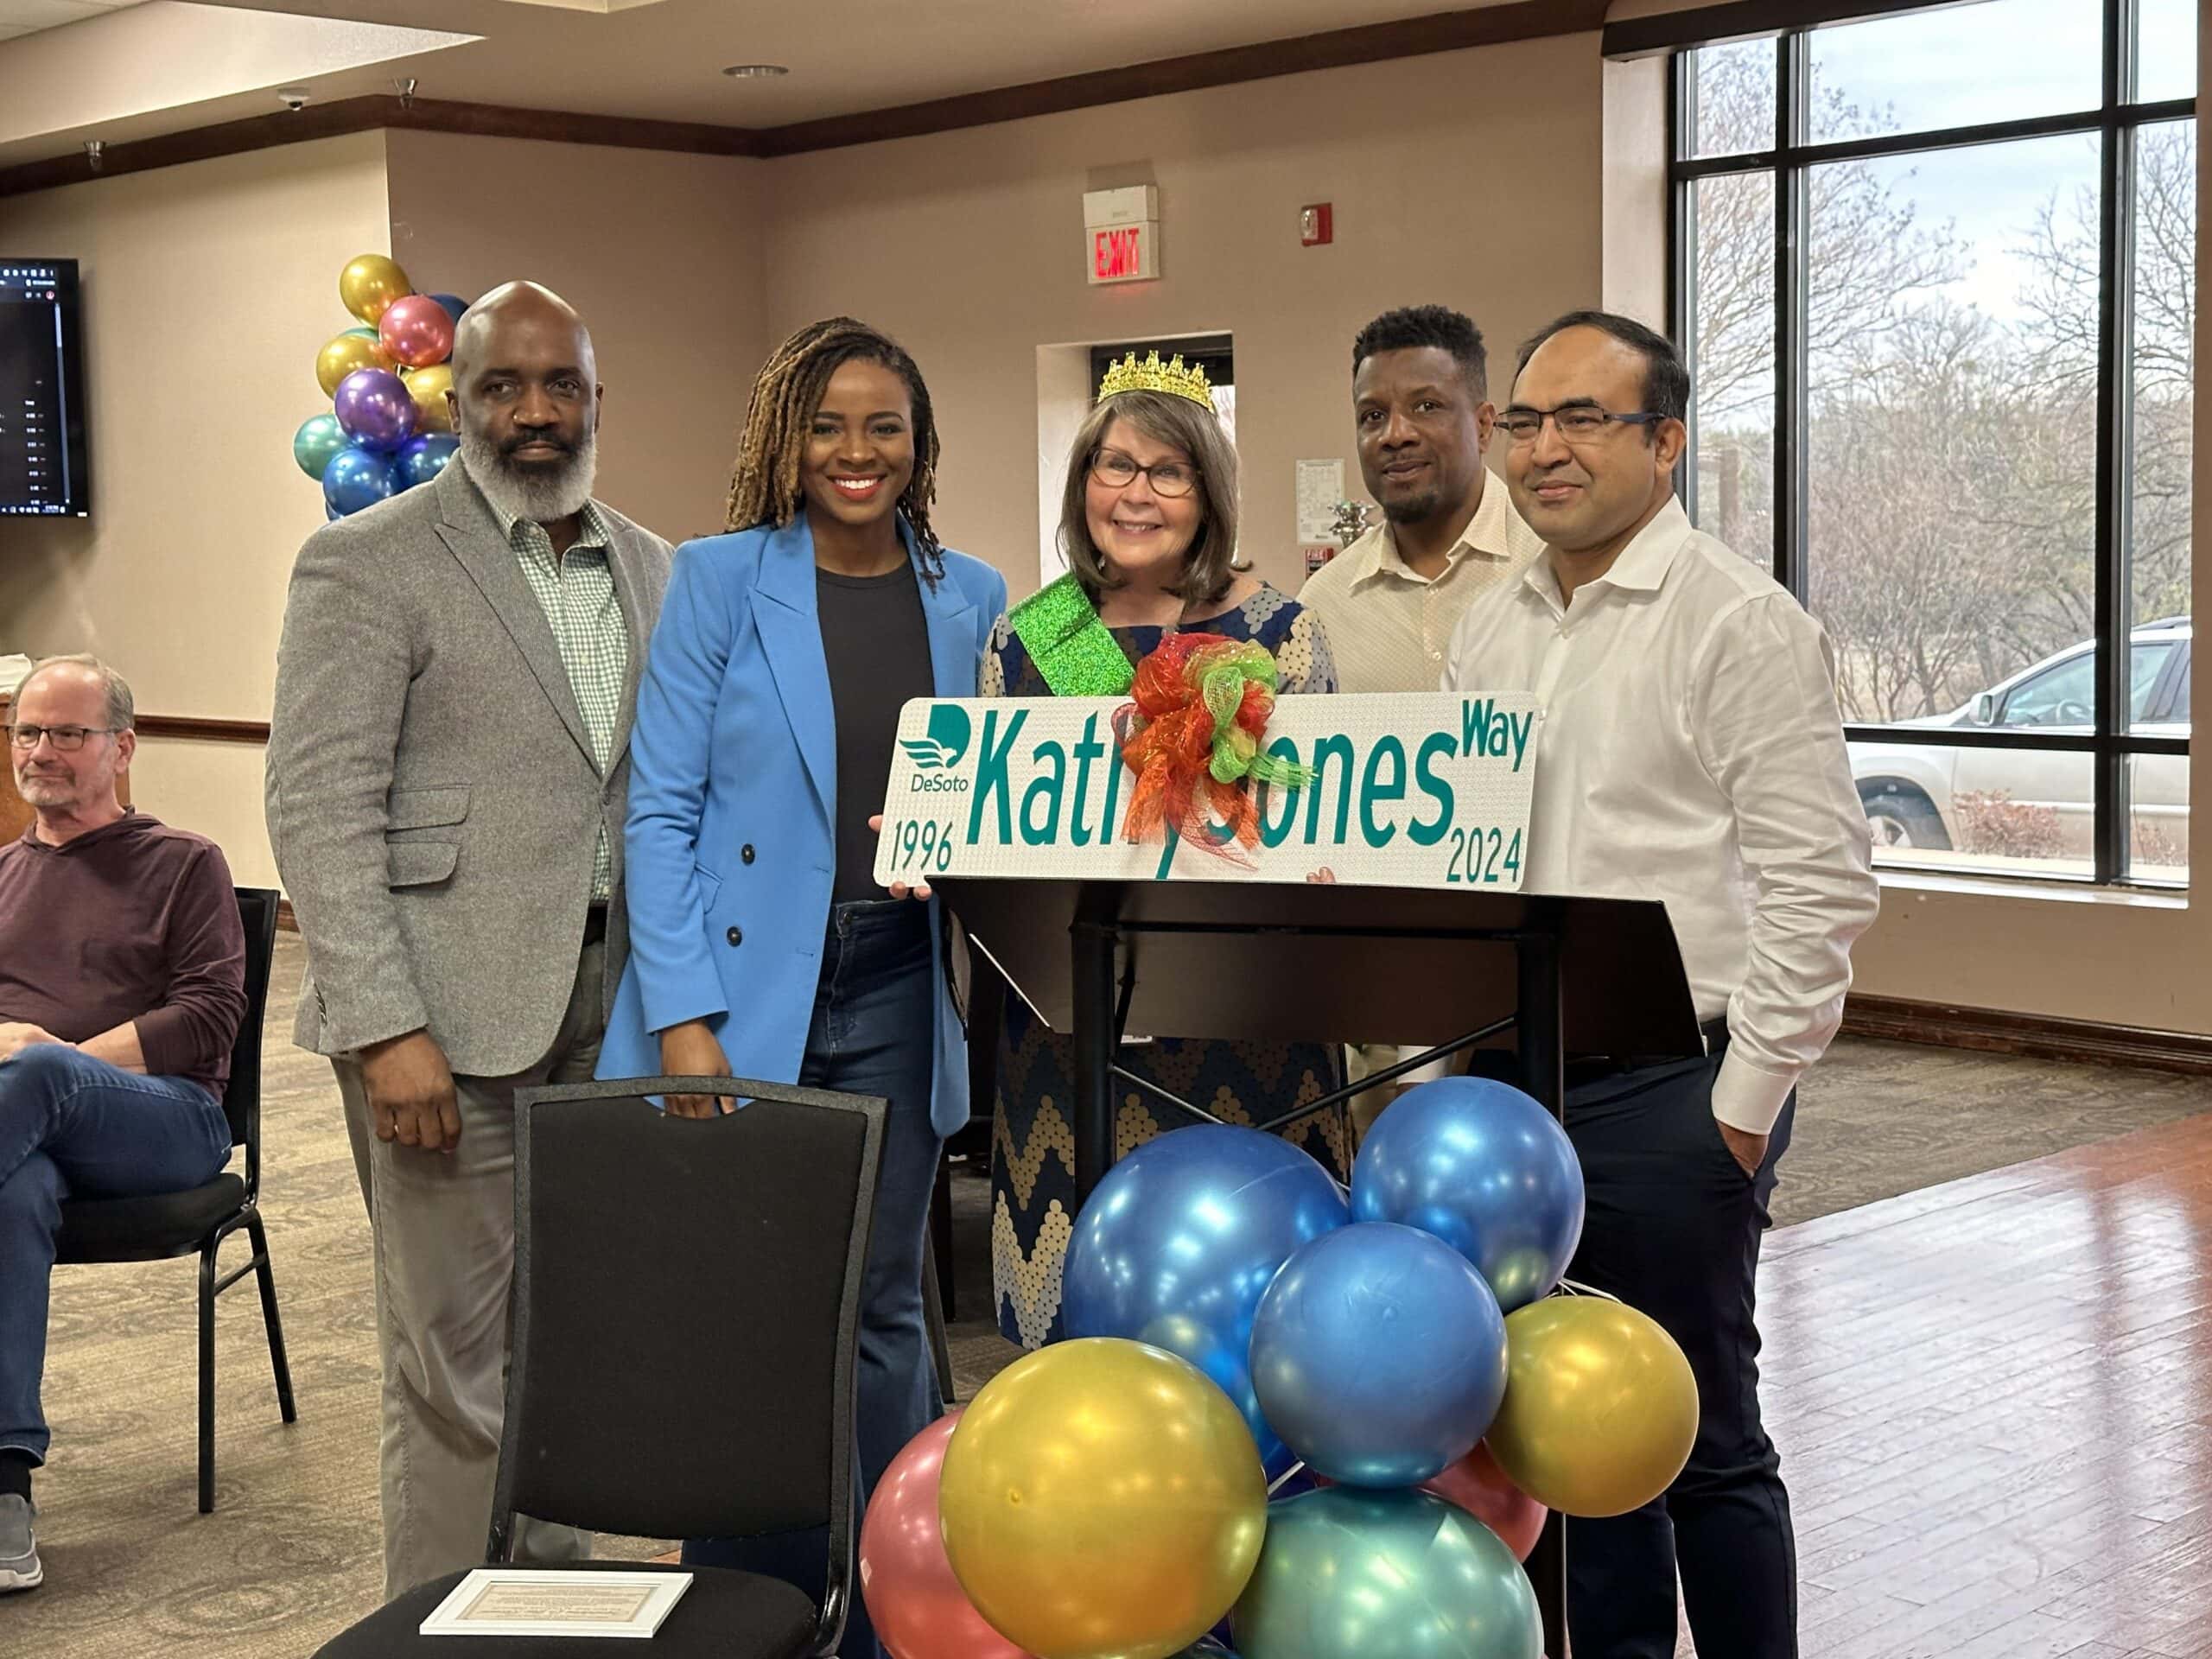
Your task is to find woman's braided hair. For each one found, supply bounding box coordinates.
[724,317,945,584]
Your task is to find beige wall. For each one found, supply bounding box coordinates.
[0,132,393,887]
[757,35,1608,599]
[0,130,768,887]
[384,130,768,545]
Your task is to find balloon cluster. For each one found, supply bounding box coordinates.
[858,1079,1703,1659]
[293,254,471,521]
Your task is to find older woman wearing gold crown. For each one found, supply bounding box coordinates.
[979,350,1350,1354]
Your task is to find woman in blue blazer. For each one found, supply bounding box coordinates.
[598,319,1004,1655]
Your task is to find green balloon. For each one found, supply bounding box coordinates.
[342,325,378,340]
[1234,1488,1540,1659]
[293,411,346,480]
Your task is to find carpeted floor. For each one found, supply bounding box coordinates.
[11,933,2212,1657]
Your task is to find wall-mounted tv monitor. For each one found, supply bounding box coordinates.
[0,259,90,518]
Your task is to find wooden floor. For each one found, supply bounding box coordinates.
[1764,1111,2212,1657]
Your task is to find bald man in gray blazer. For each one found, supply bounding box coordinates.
[267,283,671,1599]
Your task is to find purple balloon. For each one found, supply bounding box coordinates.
[334,367,418,453]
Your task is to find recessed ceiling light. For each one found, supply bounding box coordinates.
[721,63,789,79]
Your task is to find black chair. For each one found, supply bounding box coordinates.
[52,885,296,1515]
[313,1074,887,1659]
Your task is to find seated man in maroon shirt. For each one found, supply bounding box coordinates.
[0,656,245,1595]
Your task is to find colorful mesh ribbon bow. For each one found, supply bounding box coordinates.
[1116,632,1315,862]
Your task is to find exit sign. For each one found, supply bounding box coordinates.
[1088,221,1159,285]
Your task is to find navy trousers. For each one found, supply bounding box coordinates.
[1560,1047,1798,1659]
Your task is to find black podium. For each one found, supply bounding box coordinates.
[938,875,1703,1658]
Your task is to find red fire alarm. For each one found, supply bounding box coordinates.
[1300,203,1333,246]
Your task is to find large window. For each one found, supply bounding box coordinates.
[1674,0,2196,884]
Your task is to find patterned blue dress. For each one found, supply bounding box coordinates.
[979,582,1352,1348]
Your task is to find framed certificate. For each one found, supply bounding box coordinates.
[418,1569,694,1639]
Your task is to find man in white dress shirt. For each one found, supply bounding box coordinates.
[1446,311,1878,1659]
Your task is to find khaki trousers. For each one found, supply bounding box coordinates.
[335,941,603,1601]
[1343,1041,1455,1144]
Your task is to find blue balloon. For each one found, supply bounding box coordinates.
[1063,1124,1348,1471]
[1352,1077,1584,1313]
[1249,1222,1507,1487]
[397,432,459,489]
[1234,1487,1540,1659]
[429,292,470,325]
[322,445,397,517]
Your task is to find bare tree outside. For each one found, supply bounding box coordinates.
[1684,48,2196,728]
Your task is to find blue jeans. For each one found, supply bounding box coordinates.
[684,900,947,1659]
[0,1044,232,1463]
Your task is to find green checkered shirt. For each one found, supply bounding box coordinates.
[482,480,627,902]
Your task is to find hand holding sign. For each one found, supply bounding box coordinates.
[868,812,934,901]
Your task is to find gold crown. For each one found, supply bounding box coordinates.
[1097,350,1215,410]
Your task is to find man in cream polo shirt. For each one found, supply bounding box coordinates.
[1301,305,1544,1128]
[1300,304,1543,694]
[1448,309,1878,1659]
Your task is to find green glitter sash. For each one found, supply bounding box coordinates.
[1007,574,1133,697]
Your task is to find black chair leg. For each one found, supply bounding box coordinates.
[246,1211,297,1425]
[198,1232,219,1515]
[922,1233,955,1411]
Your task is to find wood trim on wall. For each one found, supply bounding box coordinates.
[1601,0,1958,60]
[0,94,766,196]
[276,897,296,934]
[1841,995,2212,1077]
[0,0,1609,196]
[133,715,271,744]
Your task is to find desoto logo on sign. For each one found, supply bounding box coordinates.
[898,703,973,772]
[899,703,974,793]
[875,694,1542,891]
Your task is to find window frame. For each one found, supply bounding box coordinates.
[1668,0,2196,887]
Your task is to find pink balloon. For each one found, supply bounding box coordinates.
[860,1412,1033,1659]
[378,293,455,370]
[1424,1440,1548,1561]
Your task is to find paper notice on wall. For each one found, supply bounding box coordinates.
[1295,459,1344,545]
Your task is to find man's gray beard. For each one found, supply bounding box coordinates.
[459,425,598,524]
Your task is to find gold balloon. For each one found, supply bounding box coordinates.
[1486,1296,1699,1518]
[316,331,395,397]
[938,1338,1268,1659]
[339,253,411,327]
[404,364,455,433]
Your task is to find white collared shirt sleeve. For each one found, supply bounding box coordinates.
[1691,595,1879,1135]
